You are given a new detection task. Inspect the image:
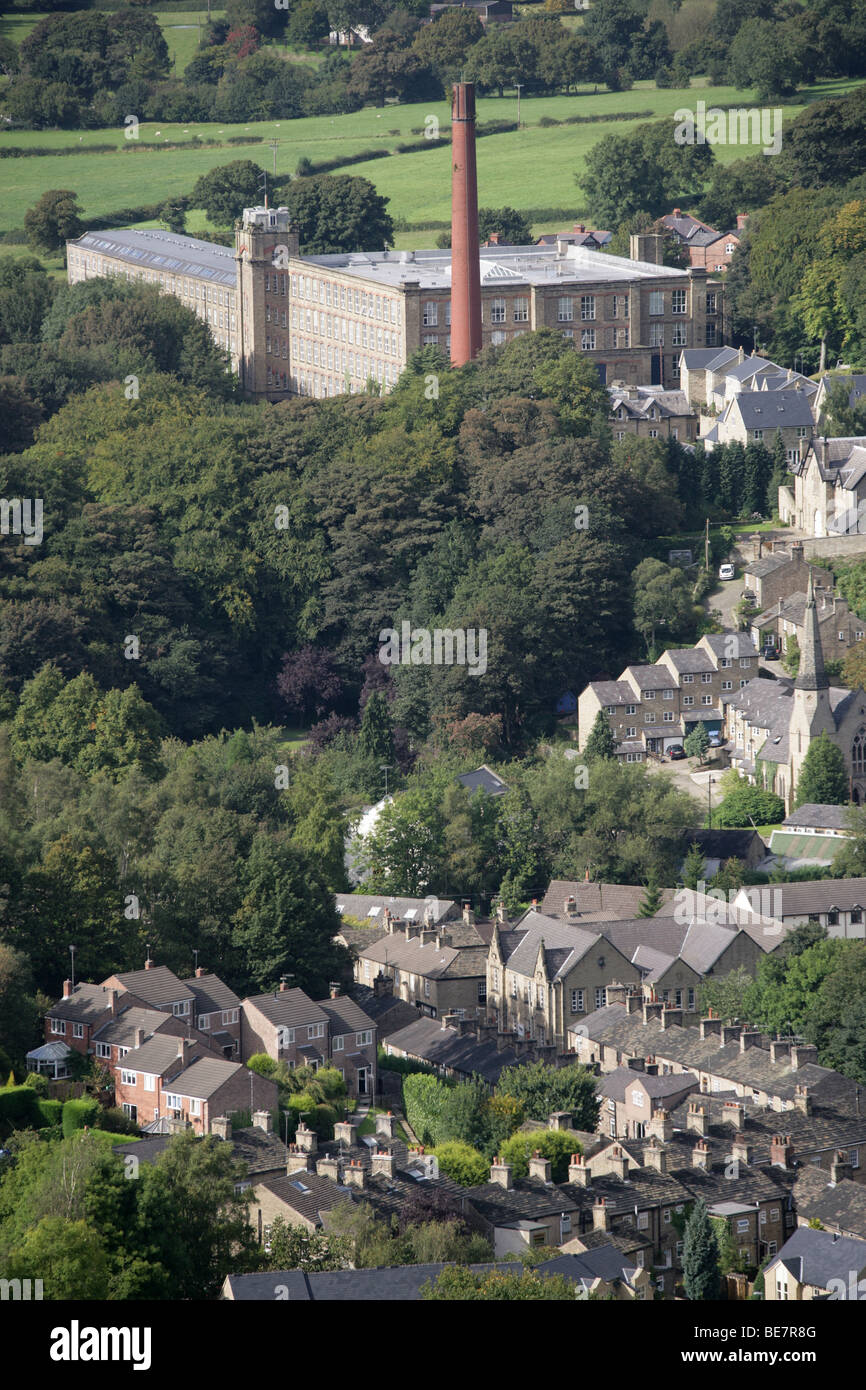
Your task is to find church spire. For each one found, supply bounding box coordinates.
[794,567,829,691]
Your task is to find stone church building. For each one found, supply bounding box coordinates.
[726,571,866,811]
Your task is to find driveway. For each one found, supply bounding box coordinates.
[647,755,726,819]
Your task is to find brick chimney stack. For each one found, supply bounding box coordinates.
[568,1152,590,1186]
[450,82,482,367]
[63,979,73,999]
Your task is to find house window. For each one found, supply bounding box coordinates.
[631,1089,645,1108]
[278,1027,295,1048]
[683,696,694,707]
[514,297,528,322]
[702,695,713,705]
[663,688,674,699]
[638,1211,649,1229]
[143,1073,155,1091]
[595,987,606,1009]
[121,1070,136,1086]
[96,1043,111,1059]
[580,295,596,321]
[644,690,656,700]
[776,1278,788,1300]
[423,302,438,327]
[645,712,656,723]
[663,712,675,722]
[222,1009,239,1025]
[332,1035,344,1051]
[770,1208,780,1221]
[753,429,764,441]
[478,982,487,1004]
[490,298,506,324]
[72,1023,84,1039]
[767,1241,777,1256]
[172,1001,189,1016]
[627,727,637,737]
[740,658,751,668]
[356,1030,373,1046]
[557,297,573,322]
[122,1103,137,1122]
[722,680,733,690]
[671,289,686,315]
[50,1019,66,1036]
[164,1094,180,1110]
[581,328,596,351]
[672,323,687,347]
[572,989,584,1013]
[676,1241,684,1259]
[650,324,664,347]
[308,1023,325,1040]
[736,1219,750,1233]
[626,704,636,715]
[649,291,664,316]
[198,1015,210,1031]
[189,1098,200,1115]
[682,674,694,684]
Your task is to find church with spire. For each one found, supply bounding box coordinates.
[726,568,866,811]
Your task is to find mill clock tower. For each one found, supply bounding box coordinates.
[235,205,299,400]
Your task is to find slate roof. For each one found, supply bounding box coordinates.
[540,881,676,923]
[222,1261,535,1301]
[575,1003,863,1111]
[466,1176,581,1225]
[316,996,375,1037]
[540,1246,641,1289]
[782,804,850,832]
[502,910,602,978]
[622,664,676,690]
[335,893,456,926]
[227,1125,290,1177]
[110,965,195,1008]
[599,1065,698,1103]
[608,385,693,419]
[681,346,739,371]
[791,1170,866,1240]
[47,983,123,1024]
[744,550,802,578]
[70,227,237,287]
[766,1227,866,1293]
[739,876,866,919]
[684,828,765,860]
[348,985,420,1038]
[660,648,716,674]
[385,1016,523,1083]
[181,973,240,1014]
[730,391,814,432]
[245,989,330,1029]
[358,935,486,981]
[255,1170,354,1226]
[701,633,759,659]
[585,679,636,705]
[455,764,510,796]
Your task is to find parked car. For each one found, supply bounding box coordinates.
[668,745,686,760]
[719,563,736,581]
[763,641,779,660]
[708,733,724,748]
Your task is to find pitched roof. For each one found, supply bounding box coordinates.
[384,1016,523,1084]
[599,1066,698,1102]
[782,804,850,832]
[92,1006,173,1048]
[501,910,602,979]
[348,985,420,1038]
[222,1261,536,1301]
[455,764,510,796]
[110,965,195,1008]
[166,1055,258,1101]
[335,893,456,926]
[120,1033,195,1076]
[765,1227,866,1292]
[316,996,375,1037]
[357,935,486,981]
[181,973,240,1014]
[244,989,330,1029]
[47,983,122,1024]
[255,1171,352,1226]
[540,880,675,922]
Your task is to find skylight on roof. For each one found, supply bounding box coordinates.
[291,1180,311,1193]
[404,909,418,920]
[367,906,381,917]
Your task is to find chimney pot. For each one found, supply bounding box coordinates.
[145,958,154,970]
[490,1157,513,1189]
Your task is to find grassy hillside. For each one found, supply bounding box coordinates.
[0,77,861,238]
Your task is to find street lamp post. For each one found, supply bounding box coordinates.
[515,83,523,129]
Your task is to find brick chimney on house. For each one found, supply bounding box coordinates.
[316,1155,340,1182]
[375,1112,395,1140]
[134,1028,146,1048]
[294,1122,318,1154]
[548,1111,572,1130]
[794,1084,812,1116]
[790,1043,818,1070]
[700,1016,722,1040]
[661,1005,683,1030]
[564,894,578,919]
[63,979,73,998]
[740,1030,762,1052]
[252,1109,272,1133]
[645,1136,668,1173]
[450,82,482,367]
[649,1109,673,1143]
[333,1118,357,1147]
[720,1025,742,1048]
[373,972,393,999]
[176,1038,191,1066]
[286,1145,309,1175]
[736,213,748,230]
[686,1103,708,1135]
[195,966,205,978]
[329,981,341,999]
[830,1150,853,1184]
[372,1150,396,1179]
[723,1101,745,1130]
[145,958,154,970]
[278,979,290,992]
[210,1116,232,1140]
[692,1139,711,1170]
[731,1135,752,1166]
[528,1151,553,1184]
[770,1039,791,1064]
[568,1153,590,1186]
[490,1157,513,1189]
[769,1134,794,1168]
[607,1145,629,1181]
[343,1160,366,1189]
[593,1197,611,1231]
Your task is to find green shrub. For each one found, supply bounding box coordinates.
[403,1073,451,1147]
[0,1085,43,1136]
[247,1054,278,1077]
[499,1129,582,1183]
[432,1141,489,1187]
[23,1071,48,1096]
[37,1098,63,1127]
[96,1106,138,1134]
[61,1097,100,1137]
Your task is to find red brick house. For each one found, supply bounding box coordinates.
[241,985,377,1099]
[114,1033,277,1133]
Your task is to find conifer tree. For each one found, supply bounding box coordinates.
[584,709,617,762]
[795,730,849,808]
[683,1198,721,1300]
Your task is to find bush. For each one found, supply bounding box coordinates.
[247,1053,278,1077]
[61,1097,100,1137]
[402,1072,451,1146]
[432,1141,489,1186]
[0,1085,43,1137]
[714,785,785,828]
[37,1098,63,1127]
[23,1071,49,1096]
[96,1106,139,1134]
[499,1129,581,1183]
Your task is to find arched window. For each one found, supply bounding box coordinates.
[853,728,866,775]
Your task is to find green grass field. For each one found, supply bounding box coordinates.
[0,75,861,237]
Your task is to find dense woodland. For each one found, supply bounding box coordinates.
[2,0,866,129]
